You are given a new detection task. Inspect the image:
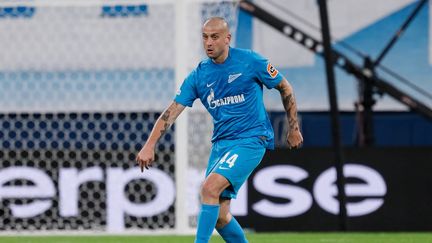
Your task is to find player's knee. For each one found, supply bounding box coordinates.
[200,183,220,201]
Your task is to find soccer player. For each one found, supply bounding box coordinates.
[136,17,303,243]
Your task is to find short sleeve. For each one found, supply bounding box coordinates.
[251,51,283,89]
[174,69,198,107]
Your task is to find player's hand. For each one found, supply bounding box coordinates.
[287,129,303,149]
[135,144,155,172]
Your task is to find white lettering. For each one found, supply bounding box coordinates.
[0,162,387,231]
[240,94,245,102]
[59,167,103,217]
[234,95,239,103]
[207,92,246,109]
[252,165,312,217]
[0,167,55,218]
[313,164,386,217]
[106,168,175,232]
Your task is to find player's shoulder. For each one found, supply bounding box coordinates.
[231,47,265,62]
[198,58,212,69]
[188,59,212,81]
[193,59,211,77]
[231,47,253,58]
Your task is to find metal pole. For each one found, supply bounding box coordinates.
[374,0,427,66]
[358,57,376,146]
[357,0,427,145]
[175,0,191,234]
[317,0,347,231]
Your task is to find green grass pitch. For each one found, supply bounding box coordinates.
[1,233,432,243]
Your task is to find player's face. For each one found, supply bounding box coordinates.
[202,27,231,63]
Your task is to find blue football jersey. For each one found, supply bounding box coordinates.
[174,47,283,149]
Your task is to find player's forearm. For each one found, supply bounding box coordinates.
[277,80,300,132]
[145,102,184,148]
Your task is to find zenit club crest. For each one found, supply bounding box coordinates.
[266,62,278,79]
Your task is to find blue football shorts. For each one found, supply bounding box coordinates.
[205,136,268,199]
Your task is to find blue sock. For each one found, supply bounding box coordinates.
[216,217,248,243]
[195,204,220,243]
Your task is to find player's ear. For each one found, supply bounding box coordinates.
[225,33,231,44]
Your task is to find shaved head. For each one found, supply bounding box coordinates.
[203,17,230,34]
[202,17,231,63]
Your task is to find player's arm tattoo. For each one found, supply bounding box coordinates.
[284,94,299,132]
[159,101,184,136]
[276,79,299,132]
[159,111,171,136]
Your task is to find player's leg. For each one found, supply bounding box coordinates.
[194,142,226,243]
[212,137,266,243]
[196,137,266,243]
[216,198,232,228]
[195,173,230,243]
[216,198,248,243]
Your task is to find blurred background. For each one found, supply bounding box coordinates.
[0,0,431,234]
